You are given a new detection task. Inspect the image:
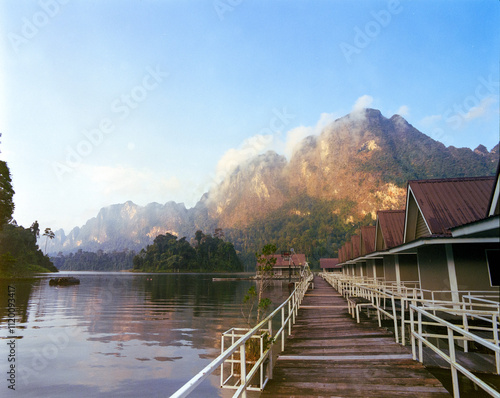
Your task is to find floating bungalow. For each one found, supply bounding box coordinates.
[319,258,341,273]
[336,172,500,300]
[258,253,307,278]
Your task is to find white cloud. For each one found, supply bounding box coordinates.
[351,95,374,113]
[420,114,442,126]
[283,112,338,158]
[396,105,410,117]
[81,164,182,203]
[213,111,341,184]
[463,95,497,121]
[215,134,275,182]
[284,126,313,158]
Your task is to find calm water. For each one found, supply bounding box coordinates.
[0,272,291,397]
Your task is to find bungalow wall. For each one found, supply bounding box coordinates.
[417,245,453,301]
[453,243,499,293]
[366,259,374,277]
[374,259,384,280]
[355,262,367,277]
[383,256,397,282]
[399,254,419,283]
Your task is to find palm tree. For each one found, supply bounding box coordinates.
[43,227,55,254]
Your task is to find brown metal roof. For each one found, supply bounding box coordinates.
[340,246,346,263]
[408,176,496,236]
[377,210,405,249]
[320,258,340,268]
[360,226,376,255]
[263,253,307,268]
[344,241,352,261]
[351,235,361,258]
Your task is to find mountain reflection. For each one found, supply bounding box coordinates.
[0,272,289,397]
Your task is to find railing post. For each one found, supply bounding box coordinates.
[418,311,423,362]
[268,319,273,380]
[493,313,500,375]
[288,300,292,335]
[281,307,285,351]
[410,306,416,361]
[240,344,247,398]
[220,332,224,387]
[401,297,406,346]
[447,327,460,398]
[391,295,399,344]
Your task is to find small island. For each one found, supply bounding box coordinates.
[49,276,80,286]
[132,230,243,272]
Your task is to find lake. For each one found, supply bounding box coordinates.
[0,272,292,397]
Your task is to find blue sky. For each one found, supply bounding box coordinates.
[0,0,499,232]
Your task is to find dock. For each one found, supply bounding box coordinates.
[261,275,451,397]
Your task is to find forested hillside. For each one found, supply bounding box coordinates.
[51,250,136,271]
[0,136,58,277]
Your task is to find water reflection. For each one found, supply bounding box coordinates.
[0,272,289,397]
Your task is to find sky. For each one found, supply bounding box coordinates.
[0,0,499,233]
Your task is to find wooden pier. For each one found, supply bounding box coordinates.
[261,275,451,397]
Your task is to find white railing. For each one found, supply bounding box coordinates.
[320,272,500,396]
[410,304,500,397]
[170,267,314,398]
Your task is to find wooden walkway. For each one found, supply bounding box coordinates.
[261,275,451,397]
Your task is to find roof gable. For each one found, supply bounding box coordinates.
[375,210,405,250]
[345,240,352,261]
[320,258,340,269]
[264,253,307,268]
[405,176,495,241]
[488,167,500,216]
[351,235,361,258]
[360,226,376,255]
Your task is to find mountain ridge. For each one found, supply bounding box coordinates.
[48,108,499,256]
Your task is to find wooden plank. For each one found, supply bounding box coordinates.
[278,354,414,361]
[261,275,452,397]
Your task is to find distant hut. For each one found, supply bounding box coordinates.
[320,258,341,273]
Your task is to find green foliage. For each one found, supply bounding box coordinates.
[355,122,499,186]
[0,224,58,277]
[242,244,278,326]
[51,249,136,271]
[226,196,373,270]
[0,159,15,229]
[132,230,242,272]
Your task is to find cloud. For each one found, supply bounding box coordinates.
[81,165,182,203]
[351,95,374,113]
[420,114,442,127]
[215,134,275,182]
[463,95,497,121]
[396,105,409,117]
[283,112,338,158]
[213,110,341,184]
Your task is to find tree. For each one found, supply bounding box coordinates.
[43,227,55,254]
[242,244,276,326]
[254,244,277,322]
[0,157,15,229]
[30,220,40,240]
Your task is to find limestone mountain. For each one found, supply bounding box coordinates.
[206,108,498,226]
[48,108,499,256]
